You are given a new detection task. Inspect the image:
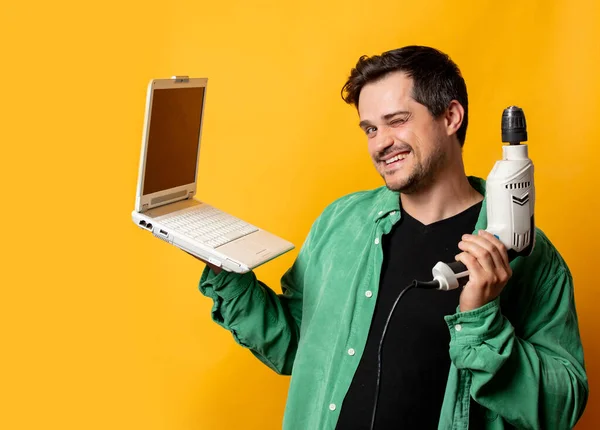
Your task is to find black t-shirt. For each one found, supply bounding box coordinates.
[336,201,483,430]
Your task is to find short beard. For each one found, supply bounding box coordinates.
[384,144,447,194]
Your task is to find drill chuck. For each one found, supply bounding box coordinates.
[502,106,528,145]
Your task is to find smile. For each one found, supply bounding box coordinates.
[383,152,410,165]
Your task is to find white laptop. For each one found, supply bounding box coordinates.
[131,76,295,273]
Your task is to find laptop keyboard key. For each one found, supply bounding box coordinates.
[156,204,259,249]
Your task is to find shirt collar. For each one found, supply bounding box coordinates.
[469,176,488,233]
[373,176,488,232]
[373,188,401,222]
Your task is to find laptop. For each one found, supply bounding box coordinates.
[131,76,295,273]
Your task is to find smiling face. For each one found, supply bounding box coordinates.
[358,71,450,194]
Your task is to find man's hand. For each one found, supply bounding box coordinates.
[455,230,512,312]
[185,251,223,275]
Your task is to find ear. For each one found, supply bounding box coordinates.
[444,100,464,138]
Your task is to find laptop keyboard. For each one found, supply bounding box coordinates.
[158,204,258,248]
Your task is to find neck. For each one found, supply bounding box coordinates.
[400,157,483,226]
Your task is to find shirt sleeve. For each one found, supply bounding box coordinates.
[198,265,302,375]
[198,215,322,376]
[444,267,588,429]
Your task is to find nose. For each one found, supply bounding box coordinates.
[374,128,394,153]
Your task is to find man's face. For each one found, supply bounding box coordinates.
[358,72,449,193]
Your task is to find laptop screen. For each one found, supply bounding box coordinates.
[143,86,205,195]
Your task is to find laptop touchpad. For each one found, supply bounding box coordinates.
[218,234,272,263]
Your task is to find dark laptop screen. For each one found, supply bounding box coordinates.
[143,86,205,195]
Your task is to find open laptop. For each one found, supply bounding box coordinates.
[131,76,295,273]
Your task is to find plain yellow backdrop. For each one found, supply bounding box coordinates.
[1,0,598,428]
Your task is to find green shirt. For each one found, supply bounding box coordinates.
[198,177,588,429]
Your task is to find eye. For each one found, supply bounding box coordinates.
[390,118,407,126]
[365,126,377,137]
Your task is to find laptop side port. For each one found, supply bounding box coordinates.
[139,220,147,227]
[159,229,168,236]
[147,223,153,230]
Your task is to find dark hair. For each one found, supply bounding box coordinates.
[341,46,469,146]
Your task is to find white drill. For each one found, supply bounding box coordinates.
[430,106,535,290]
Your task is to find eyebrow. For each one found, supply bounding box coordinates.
[358,110,410,129]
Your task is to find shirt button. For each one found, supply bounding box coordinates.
[374,238,380,245]
[348,348,356,356]
[455,324,462,332]
[390,211,396,216]
[365,290,373,298]
[329,403,336,411]
[378,211,383,215]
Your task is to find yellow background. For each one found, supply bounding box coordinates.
[1,0,598,428]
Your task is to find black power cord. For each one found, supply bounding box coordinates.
[369,279,441,430]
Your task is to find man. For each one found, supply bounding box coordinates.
[197,46,588,429]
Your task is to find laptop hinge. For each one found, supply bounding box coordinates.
[142,204,149,211]
[171,75,189,83]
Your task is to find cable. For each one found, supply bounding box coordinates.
[369,279,440,430]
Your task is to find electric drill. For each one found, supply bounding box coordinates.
[429,106,536,290]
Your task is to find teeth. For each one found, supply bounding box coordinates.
[385,153,408,164]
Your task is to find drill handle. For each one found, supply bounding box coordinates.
[447,261,469,281]
[432,261,470,291]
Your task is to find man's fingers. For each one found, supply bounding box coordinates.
[459,233,512,285]
[458,238,496,273]
[477,230,510,267]
[456,232,513,312]
[455,251,483,279]
[462,232,508,272]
